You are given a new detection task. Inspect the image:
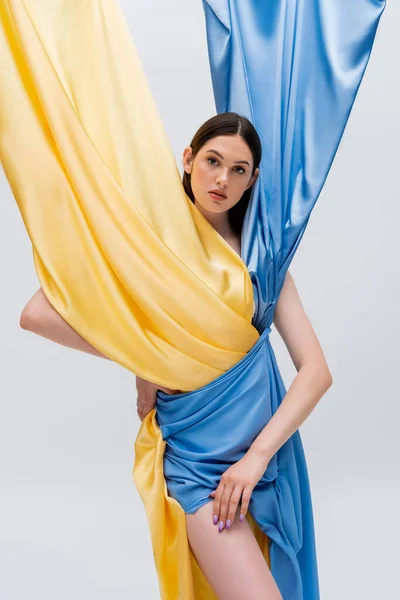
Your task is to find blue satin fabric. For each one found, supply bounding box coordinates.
[203,0,386,331]
[157,324,319,598]
[157,1,385,598]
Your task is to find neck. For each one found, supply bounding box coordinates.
[194,201,233,238]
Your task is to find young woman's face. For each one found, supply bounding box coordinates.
[182,135,259,215]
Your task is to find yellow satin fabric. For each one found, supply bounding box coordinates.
[0,0,270,596]
[0,0,259,390]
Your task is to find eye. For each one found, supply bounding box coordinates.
[234,166,246,174]
[207,157,218,165]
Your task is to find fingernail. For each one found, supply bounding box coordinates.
[213,514,218,525]
[218,521,224,532]
[239,513,245,522]
[226,519,231,529]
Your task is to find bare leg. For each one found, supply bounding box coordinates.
[186,500,283,600]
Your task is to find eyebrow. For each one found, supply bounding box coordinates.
[206,149,250,166]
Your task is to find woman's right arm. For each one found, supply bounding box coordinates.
[19,288,109,359]
[20,289,178,421]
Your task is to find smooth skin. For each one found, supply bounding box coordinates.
[20,134,332,599]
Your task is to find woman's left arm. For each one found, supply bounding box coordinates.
[209,270,333,527]
[207,270,333,527]
[249,270,333,462]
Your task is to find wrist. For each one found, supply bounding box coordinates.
[247,441,273,466]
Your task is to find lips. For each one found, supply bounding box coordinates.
[208,190,227,200]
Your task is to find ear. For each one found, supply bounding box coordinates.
[182,146,194,174]
[245,167,259,191]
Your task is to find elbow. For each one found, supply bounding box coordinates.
[324,368,333,390]
[19,304,41,332]
[305,361,333,393]
[20,289,53,333]
[319,364,333,393]
[19,307,33,331]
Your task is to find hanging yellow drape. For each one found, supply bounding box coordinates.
[0,1,270,597]
[0,0,259,391]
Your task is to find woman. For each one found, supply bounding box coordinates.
[1,1,385,599]
[20,112,332,600]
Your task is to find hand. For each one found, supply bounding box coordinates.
[136,375,180,421]
[208,447,269,533]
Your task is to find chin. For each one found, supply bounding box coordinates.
[206,202,228,213]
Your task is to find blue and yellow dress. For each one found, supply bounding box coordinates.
[0,1,385,598]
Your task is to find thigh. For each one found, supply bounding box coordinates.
[185,500,282,600]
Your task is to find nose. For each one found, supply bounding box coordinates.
[216,169,228,188]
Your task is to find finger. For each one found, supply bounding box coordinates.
[158,386,175,394]
[136,394,152,419]
[138,406,150,421]
[136,399,143,414]
[136,398,146,419]
[211,483,224,527]
[217,485,234,532]
[225,485,243,529]
[208,490,218,525]
[239,486,253,522]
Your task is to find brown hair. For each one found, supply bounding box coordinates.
[182,112,262,235]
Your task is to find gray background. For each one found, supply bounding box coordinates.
[1,1,399,598]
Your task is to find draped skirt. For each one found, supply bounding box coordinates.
[134,325,319,599]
